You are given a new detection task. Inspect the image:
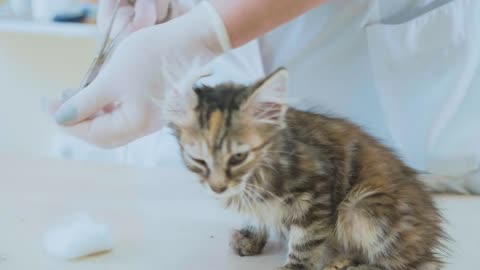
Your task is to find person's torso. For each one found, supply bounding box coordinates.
[258,0,480,175]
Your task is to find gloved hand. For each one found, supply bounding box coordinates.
[54,1,230,148]
[97,0,194,38]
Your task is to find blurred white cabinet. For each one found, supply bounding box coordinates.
[0,21,97,155]
[0,20,97,37]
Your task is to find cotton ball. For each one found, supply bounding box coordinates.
[43,213,113,260]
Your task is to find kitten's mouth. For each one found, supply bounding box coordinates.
[206,181,247,200]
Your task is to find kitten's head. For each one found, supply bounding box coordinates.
[167,68,288,199]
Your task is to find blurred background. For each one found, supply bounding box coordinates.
[0,0,97,155]
[0,0,181,166]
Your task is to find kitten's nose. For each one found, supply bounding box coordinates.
[211,185,227,194]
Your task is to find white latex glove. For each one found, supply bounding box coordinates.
[54,1,230,148]
[97,0,194,38]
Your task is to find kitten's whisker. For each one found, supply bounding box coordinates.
[239,193,248,213]
[246,182,285,207]
[259,161,279,174]
[242,187,257,214]
[251,170,293,206]
[252,185,284,205]
[245,185,264,203]
[245,185,278,214]
[246,185,276,212]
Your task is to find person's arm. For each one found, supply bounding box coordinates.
[53,0,327,147]
[212,0,326,48]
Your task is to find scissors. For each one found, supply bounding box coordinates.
[78,0,136,89]
[62,0,172,103]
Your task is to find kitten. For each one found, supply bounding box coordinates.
[168,68,446,270]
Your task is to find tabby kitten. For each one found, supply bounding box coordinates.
[167,68,446,270]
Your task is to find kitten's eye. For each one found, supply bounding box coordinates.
[228,152,249,166]
[188,155,207,167]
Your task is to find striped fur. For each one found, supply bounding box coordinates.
[169,69,447,270]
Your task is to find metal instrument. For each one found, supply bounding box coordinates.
[78,0,136,89]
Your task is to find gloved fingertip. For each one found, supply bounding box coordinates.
[133,0,157,29]
[61,88,79,102]
[55,105,78,125]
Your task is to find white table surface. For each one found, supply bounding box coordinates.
[1,153,479,269]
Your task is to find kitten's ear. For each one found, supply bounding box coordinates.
[243,68,288,126]
[162,66,212,126]
[164,86,198,126]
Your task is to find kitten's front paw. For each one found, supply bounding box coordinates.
[276,264,308,270]
[323,258,355,270]
[230,228,267,257]
[345,266,382,270]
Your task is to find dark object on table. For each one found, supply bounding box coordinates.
[53,8,88,23]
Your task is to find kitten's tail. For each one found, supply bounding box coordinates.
[418,168,480,195]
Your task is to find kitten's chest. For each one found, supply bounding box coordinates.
[241,198,309,233]
[248,200,285,229]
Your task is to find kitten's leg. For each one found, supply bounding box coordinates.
[230,225,267,256]
[323,258,355,270]
[345,266,382,270]
[416,261,441,270]
[335,187,398,267]
[336,186,437,270]
[277,223,331,270]
[322,258,384,270]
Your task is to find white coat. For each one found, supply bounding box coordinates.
[53,0,480,193]
[260,0,480,176]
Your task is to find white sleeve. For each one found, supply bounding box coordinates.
[367,0,480,193]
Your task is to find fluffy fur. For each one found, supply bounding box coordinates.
[169,68,446,270]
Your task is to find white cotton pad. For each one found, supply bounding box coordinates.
[43,213,113,260]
